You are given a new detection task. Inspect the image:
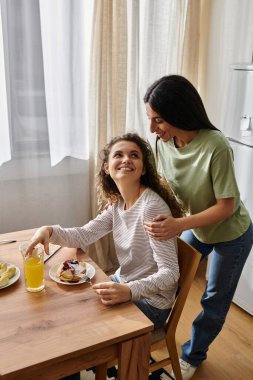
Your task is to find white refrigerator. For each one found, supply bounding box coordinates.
[224,62,253,315]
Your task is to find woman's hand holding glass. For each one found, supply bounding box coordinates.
[26,226,52,256]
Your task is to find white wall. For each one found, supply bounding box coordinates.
[0,156,90,233]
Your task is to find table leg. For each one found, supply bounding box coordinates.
[95,363,108,380]
[117,333,150,380]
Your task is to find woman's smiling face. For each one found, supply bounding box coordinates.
[104,140,145,183]
[145,103,177,142]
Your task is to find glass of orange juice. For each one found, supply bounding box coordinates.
[19,243,45,292]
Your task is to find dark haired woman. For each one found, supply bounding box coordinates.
[27,132,183,330]
[144,75,253,380]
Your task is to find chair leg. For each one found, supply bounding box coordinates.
[167,340,183,380]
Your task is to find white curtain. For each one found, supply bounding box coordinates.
[125,0,201,139]
[0,0,92,234]
[39,0,92,166]
[0,3,10,166]
[0,0,93,168]
[87,0,128,270]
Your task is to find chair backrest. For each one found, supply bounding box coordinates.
[165,236,201,337]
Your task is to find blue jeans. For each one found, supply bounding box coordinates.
[181,222,253,367]
[110,274,171,330]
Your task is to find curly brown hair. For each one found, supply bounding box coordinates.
[97,133,184,218]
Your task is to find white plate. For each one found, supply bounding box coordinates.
[0,263,20,289]
[49,262,95,285]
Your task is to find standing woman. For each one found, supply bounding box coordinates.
[143,75,253,380]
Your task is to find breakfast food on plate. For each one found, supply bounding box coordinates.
[0,273,9,288]
[0,262,7,276]
[56,259,86,283]
[7,266,16,278]
[0,262,16,287]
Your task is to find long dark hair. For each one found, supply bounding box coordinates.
[97,133,184,218]
[144,75,218,131]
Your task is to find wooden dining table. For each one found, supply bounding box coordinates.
[0,229,153,380]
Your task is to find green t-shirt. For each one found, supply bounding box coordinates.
[156,129,251,243]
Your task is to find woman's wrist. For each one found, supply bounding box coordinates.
[126,285,133,301]
[47,226,53,237]
[41,225,53,238]
[177,216,189,235]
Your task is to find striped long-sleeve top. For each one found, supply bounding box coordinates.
[50,188,179,309]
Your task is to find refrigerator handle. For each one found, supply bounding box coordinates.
[227,136,253,148]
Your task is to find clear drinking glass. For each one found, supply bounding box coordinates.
[19,243,45,292]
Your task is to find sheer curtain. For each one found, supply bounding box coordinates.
[87,0,128,270]
[39,0,91,166]
[0,0,92,234]
[0,0,92,167]
[126,0,201,137]
[0,3,10,165]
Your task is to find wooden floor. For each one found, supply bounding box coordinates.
[154,259,253,380]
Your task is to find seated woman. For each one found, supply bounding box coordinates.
[27,132,184,331]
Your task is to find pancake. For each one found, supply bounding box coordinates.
[56,259,86,283]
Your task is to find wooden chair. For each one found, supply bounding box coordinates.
[149,236,201,380]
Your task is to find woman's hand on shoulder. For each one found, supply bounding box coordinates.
[143,198,236,241]
[92,281,132,305]
[144,214,182,240]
